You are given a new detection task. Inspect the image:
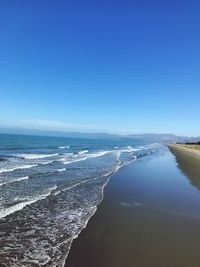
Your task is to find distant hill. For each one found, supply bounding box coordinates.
[0,127,121,140]
[0,127,199,143]
[125,133,191,143]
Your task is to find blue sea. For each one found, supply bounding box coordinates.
[0,133,158,266]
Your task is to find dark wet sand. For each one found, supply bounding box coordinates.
[65,146,200,267]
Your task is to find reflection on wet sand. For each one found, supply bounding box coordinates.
[65,146,200,267]
[168,144,200,190]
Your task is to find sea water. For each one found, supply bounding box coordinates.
[0,133,158,266]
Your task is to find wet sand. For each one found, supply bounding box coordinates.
[168,144,200,190]
[65,146,200,267]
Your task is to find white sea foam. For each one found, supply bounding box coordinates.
[120,145,150,153]
[58,167,116,200]
[125,145,143,152]
[127,145,134,151]
[58,146,70,149]
[89,151,108,158]
[0,176,29,186]
[0,164,37,174]
[62,151,109,165]
[14,153,59,159]
[0,185,57,219]
[0,145,142,267]
[63,157,87,165]
[40,160,55,165]
[78,150,88,155]
[62,162,125,254]
[56,168,66,172]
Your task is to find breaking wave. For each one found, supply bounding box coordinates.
[0,136,159,267]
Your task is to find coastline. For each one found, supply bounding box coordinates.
[167,143,200,157]
[65,146,200,267]
[167,144,200,190]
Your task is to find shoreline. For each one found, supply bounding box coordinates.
[65,147,200,267]
[61,162,127,267]
[167,144,200,190]
[62,158,136,266]
[167,143,200,157]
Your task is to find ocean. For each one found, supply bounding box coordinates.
[0,133,158,266]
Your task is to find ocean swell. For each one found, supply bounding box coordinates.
[0,141,158,266]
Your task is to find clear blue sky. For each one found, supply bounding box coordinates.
[0,0,200,136]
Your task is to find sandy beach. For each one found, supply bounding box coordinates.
[65,146,200,267]
[168,144,200,190]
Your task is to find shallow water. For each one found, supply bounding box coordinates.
[0,133,158,266]
[65,146,200,267]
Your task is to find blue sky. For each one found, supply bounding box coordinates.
[0,0,200,136]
